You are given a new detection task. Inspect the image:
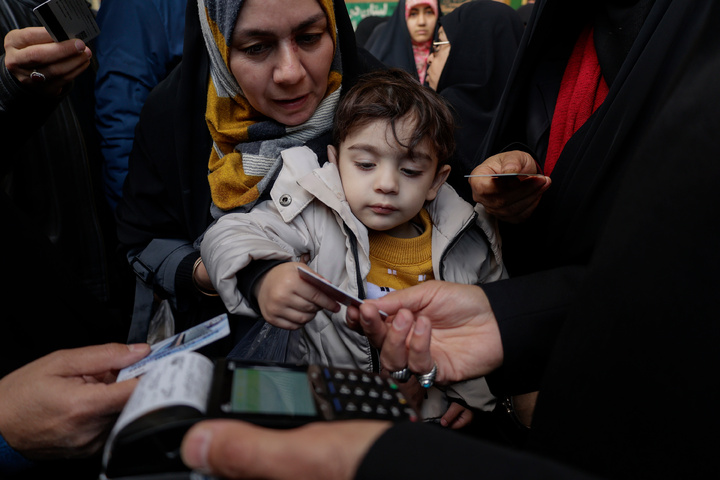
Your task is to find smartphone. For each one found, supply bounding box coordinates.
[207,359,421,428]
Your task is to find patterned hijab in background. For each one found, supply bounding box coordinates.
[405,0,438,84]
[365,0,441,84]
[197,0,342,214]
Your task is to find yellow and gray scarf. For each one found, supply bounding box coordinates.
[197,0,343,215]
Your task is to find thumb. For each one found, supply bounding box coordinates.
[182,420,271,477]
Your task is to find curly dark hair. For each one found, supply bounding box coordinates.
[332,68,455,168]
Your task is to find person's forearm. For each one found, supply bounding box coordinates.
[236,259,288,314]
[482,265,584,394]
[0,55,61,164]
[356,421,602,480]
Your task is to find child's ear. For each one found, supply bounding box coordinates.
[426,164,451,202]
[327,145,339,165]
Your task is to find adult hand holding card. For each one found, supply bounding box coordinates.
[33,0,100,43]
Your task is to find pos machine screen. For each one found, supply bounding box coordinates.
[230,368,317,416]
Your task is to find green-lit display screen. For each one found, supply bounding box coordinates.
[230,368,317,416]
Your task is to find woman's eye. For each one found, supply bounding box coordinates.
[297,33,323,46]
[243,43,269,56]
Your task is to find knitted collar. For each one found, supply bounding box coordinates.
[545,25,608,176]
[197,0,342,214]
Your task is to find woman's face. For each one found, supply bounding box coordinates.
[229,0,334,126]
[426,27,450,91]
[406,3,437,44]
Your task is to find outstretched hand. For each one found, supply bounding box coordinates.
[0,343,150,460]
[346,281,504,386]
[255,263,341,330]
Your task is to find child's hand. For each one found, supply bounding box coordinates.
[440,402,474,429]
[254,263,341,330]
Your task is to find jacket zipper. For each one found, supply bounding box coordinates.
[344,224,380,373]
[438,211,478,281]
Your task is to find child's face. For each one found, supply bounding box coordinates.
[328,116,450,238]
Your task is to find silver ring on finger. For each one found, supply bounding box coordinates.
[388,367,412,383]
[415,362,438,388]
[30,70,47,82]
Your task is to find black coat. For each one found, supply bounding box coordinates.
[357,1,720,478]
[480,0,701,393]
[0,0,128,375]
[435,0,524,202]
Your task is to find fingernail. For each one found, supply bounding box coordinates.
[182,427,212,472]
[127,343,149,352]
[392,314,408,331]
[75,39,86,52]
[413,318,426,335]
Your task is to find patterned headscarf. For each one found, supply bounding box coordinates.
[198,0,343,213]
[405,0,438,84]
[405,0,438,19]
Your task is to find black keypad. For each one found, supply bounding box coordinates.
[309,365,420,422]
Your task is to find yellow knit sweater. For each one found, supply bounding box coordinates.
[366,209,434,298]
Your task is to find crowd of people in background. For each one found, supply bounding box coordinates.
[2,0,720,479]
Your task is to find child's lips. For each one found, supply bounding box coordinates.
[370,204,397,215]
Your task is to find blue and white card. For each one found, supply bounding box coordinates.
[117,314,230,382]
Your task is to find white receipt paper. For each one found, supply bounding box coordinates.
[102,352,213,469]
[116,314,230,382]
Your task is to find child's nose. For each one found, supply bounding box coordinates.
[374,170,399,194]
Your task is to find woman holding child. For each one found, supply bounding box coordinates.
[200,69,506,426]
[116,0,381,342]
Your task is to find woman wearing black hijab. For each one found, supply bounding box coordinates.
[354,15,387,48]
[473,0,665,282]
[425,0,524,202]
[466,0,697,436]
[364,0,441,82]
